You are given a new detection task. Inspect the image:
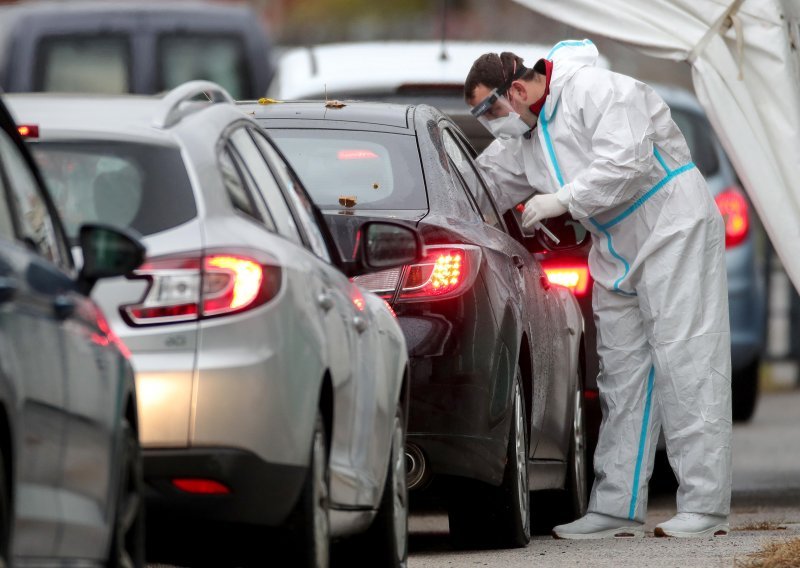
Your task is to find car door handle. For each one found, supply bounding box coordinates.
[540,274,551,290]
[53,295,76,320]
[352,315,368,334]
[0,277,17,304]
[512,255,525,269]
[317,292,334,312]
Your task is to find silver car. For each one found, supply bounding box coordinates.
[0,95,145,566]
[9,82,421,567]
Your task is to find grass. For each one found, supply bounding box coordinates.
[735,537,800,568]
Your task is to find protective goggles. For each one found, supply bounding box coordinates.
[470,88,530,140]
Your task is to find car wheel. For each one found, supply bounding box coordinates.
[108,419,145,568]
[732,358,760,422]
[447,368,530,549]
[337,405,408,567]
[290,413,330,568]
[531,363,589,534]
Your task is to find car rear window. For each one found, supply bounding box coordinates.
[158,35,250,100]
[670,108,720,178]
[267,129,427,211]
[36,35,130,94]
[30,141,196,240]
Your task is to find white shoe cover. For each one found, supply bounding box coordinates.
[552,513,644,540]
[654,513,729,538]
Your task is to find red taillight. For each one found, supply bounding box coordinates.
[351,285,366,311]
[121,252,281,326]
[172,478,231,495]
[543,265,590,296]
[17,124,39,139]
[203,255,264,315]
[714,187,749,248]
[353,245,481,302]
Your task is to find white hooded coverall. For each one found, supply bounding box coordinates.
[478,40,732,522]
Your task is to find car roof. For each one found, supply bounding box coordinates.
[271,41,608,100]
[5,93,181,144]
[238,99,415,132]
[0,0,252,18]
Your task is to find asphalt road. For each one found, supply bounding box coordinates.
[148,388,800,567]
[408,388,800,568]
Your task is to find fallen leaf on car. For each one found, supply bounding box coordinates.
[325,100,346,109]
[258,98,281,105]
[339,195,357,208]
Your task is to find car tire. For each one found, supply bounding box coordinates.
[531,363,589,534]
[732,358,760,422]
[337,405,408,567]
[447,368,530,549]
[108,419,145,568]
[289,413,330,568]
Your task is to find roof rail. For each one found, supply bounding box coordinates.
[153,81,235,129]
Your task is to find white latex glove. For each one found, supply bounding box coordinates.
[521,193,568,231]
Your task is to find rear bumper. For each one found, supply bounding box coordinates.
[143,448,306,526]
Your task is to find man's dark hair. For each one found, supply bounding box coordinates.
[464,51,538,100]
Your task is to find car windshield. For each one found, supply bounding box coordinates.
[267,129,428,211]
[30,141,197,241]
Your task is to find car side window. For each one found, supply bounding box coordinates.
[218,145,272,229]
[0,132,63,265]
[249,130,332,263]
[441,128,505,231]
[0,150,16,243]
[228,128,303,246]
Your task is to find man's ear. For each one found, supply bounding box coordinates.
[509,80,527,103]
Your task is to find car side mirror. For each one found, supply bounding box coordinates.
[77,223,146,294]
[343,221,423,278]
[523,213,589,254]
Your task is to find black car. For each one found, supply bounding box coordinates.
[241,99,590,545]
[0,95,147,565]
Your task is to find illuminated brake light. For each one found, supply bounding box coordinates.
[351,285,366,311]
[338,149,379,160]
[172,478,231,495]
[122,252,281,326]
[204,255,263,315]
[353,245,481,302]
[544,266,590,295]
[17,124,39,139]
[714,187,749,248]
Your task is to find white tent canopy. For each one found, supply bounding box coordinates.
[513,0,800,291]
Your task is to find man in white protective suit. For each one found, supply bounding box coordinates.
[464,39,732,539]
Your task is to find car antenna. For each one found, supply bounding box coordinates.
[439,0,449,61]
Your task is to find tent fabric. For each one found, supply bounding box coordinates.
[513,0,800,291]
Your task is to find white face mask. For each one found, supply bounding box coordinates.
[487,112,531,140]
